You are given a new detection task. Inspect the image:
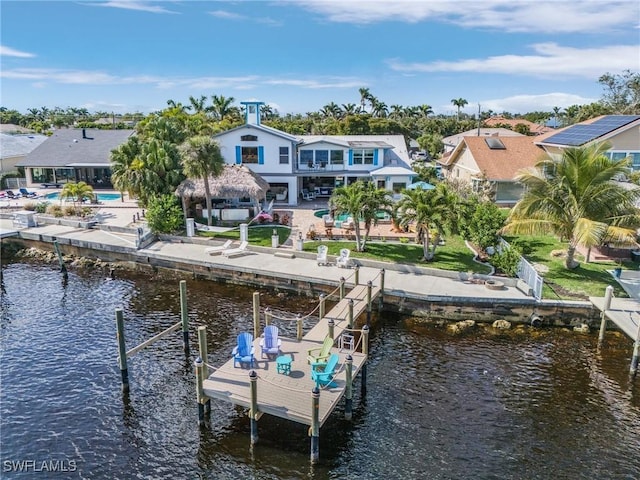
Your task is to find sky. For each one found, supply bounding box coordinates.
[1,0,639,117]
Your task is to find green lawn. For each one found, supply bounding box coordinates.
[305,235,492,274]
[504,235,630,299]
[198,225,625,299]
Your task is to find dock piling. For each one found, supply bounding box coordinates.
[598,285,614,349]
[631,321,640,378]
[339,277,345,300]
[52,240,67,275]
[310,387,320,463]
[328,318,334,339]
[252,292,260,339]
[249,370,259,445]
[354,266,359,286]
[348,299,354,329]
[179,280,190,353]
[297,314,303,341]
[378,269,385,311]
[265,307,271,326]
[366,281,372,326]
[195,357,206,427]
[361,325,369,397]
[319,294,326,320]
[115,308,129,393]
[345,355,353,420]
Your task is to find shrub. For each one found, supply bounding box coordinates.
[34,201,50,214]
[146,194,183,234]
[81,207,93,218]
[48,204,64,218]
[468,202,505,250]
[22,202,36,211]
[491,245,522,277]
[64,205,78,217]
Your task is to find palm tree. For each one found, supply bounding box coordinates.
[451,98,468,121]
[358,87,371,114]
[188,95,208,113]
[110,136,143,198]
[210,95,236,121]
[330,181,367,251]
[359,183,393,250]
[503,142,640,269]
[59,181,95,209]
[395,184,452,261]
[417,104,433,118]
[179,136,225,225]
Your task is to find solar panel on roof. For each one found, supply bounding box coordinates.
[485,137,506,149]
[543,115,640,146]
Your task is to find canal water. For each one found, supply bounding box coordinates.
[1,261,639,479]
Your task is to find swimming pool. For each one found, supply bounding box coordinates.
[313,209,390,221]
[44,192,121,202]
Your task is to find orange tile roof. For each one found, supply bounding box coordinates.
[484,116,552,135]
[449,136,547,181]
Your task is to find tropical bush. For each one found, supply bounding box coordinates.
[146,194,184,234]
[490,245,522,277]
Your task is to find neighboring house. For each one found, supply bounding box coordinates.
[442,128,524,154]
[18,128,134,188]
[438,136,546,205]
[213,101,415,205]
[0,124,34,134]
[535,115,640,169]
[483,116,552,136]
[0,133,47,174]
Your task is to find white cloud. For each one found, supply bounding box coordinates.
[468,92,598,114]
[94,1,179,14]
[264,77,365,89]
[0,45,36,58]
[208,9,282,26]
[208,10,244,20]
[290,0,638,33]
[388,44,639,80]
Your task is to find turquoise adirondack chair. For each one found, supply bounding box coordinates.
[311,353,339,388]
[232,332,255,368]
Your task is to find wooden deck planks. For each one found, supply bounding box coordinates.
[203,282,380,427]
[590,296,640,340]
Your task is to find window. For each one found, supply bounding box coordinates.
[352,149,374,165]
[242,146,258,163]
[241,135,258,142]
[330,150,344,165]
[279,146,289,164]
[315,150,328,167]
[630,153,640,170]
[392,182,405,193]
[300,150,313,166]
[377,180,385,189]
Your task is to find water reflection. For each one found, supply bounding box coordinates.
[0,261,639,479]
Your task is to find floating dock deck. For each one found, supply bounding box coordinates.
[202,281,381,427]
[589,296,640,340]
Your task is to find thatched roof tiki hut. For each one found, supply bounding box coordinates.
[175,164,269,221]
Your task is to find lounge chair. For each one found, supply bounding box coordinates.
[342,216,355,230]
[322,214,334,227]
[205,239,233,255]
[232,332,255,368]
[307,335,334,365]
[336,248,352,268]
[317,245,328,266]
[301,189,315,201]
[19,188,37,198]
[311,353,339,388]
[6,190,21,199]
[259,325,282,358]
[221,240,249,258]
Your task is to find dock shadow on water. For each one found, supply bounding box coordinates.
[1,261,639,479]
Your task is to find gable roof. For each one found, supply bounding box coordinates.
[535,115,640,147]
[17,128,134,167]
[213,123,300,143]
[442,128,524,149]
[444,136,546,181]
[0,133,48,158]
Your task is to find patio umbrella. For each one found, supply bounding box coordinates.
[406,181,435,190]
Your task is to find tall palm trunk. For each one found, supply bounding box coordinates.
[565,244,579,269]
[204,180,213,226]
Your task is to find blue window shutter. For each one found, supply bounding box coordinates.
[348,150,353,166]
[373,149,379,166]
[235,146,241,164]
[258,146,264,164]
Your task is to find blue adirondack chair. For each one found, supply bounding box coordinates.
[311,353,339,388]
[232,332,255,368]
[259,325,282,358]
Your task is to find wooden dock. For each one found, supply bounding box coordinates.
[590,295,640,340]
[202,280,381,427]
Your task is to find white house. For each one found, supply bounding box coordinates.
[213,101,415,205]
